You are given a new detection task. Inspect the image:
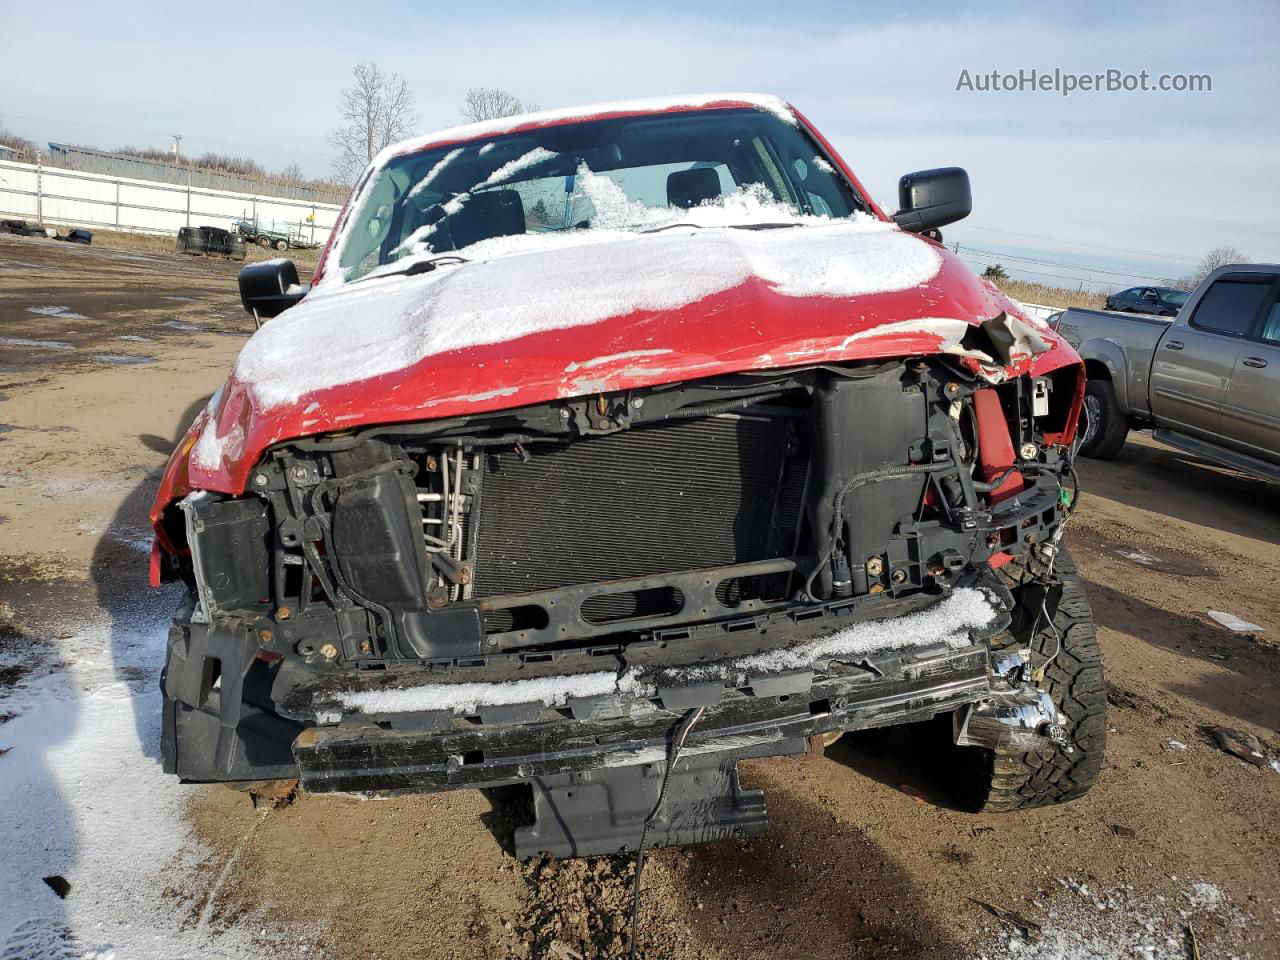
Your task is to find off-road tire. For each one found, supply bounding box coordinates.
[948,547,1106,812]
[258,235,272,248]
[1078,378,1128,459]
[274,237,288,251]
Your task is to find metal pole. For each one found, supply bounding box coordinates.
[35,151,43,225]
[115,179,121,228]
[186,163,192,227]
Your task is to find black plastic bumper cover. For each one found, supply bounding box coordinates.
[291,644,988,794]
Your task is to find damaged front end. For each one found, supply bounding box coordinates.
[156,353,1082,856]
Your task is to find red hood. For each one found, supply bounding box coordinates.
[152,223,1078,534]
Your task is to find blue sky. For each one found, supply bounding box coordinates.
[2,0,1276,291]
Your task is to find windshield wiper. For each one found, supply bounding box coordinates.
[640,221,805,235]
[726,222,804,231]
[641,222,703,234]
[401,255,470,275]
[358,255,471,283]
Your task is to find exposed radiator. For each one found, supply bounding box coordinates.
[469,413,803,600]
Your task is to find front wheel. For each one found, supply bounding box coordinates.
[1078,378,1129,459]
[946,547,1106,812]
[258,235,272,248]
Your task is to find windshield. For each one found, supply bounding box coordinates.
[337,108,866,282]
[1160,289,1190,306]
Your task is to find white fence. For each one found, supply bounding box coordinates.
[0,159,343,245]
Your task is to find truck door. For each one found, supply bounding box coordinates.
[1149,273,1273,442]
[1220,274,1280,465]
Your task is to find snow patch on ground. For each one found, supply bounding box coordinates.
[0,594,282,959]
[0,337,75,351]
[979,878,1247,960]
[236,217,939,410]
[93,354,156,366]
[26,306,88,321]
[1117,549,1158,566]
[1186,882,1222,911]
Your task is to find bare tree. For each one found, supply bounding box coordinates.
[0,124,36,161]
[329,62,419,185]
[460,88,541,123]
[1180,246,1251,289]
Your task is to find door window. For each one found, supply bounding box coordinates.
[1189,276,1275,337]
[1261,302,1280,345]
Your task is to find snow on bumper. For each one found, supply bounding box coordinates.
[287,588,1005,796]
[332,587,997,719]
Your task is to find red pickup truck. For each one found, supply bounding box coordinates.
[150,94,1102,857]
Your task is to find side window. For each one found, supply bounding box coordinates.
[1120,287,1142,299]
[1260,300,1280,345]
[1189,276,1276,338]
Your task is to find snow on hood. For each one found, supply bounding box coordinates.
[234,217,940,411]
[171,220,1069,494]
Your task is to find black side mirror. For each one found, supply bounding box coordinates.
[238,259,306,324]
[893,167,971,234]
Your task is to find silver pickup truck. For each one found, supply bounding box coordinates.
[1054,263,1280,482]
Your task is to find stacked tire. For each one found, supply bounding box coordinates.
[177,227,206,256]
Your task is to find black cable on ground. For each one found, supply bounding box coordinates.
[627,706,706,960]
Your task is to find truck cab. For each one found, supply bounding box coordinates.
[1060,264,1280,478]
[1148,268,1275,452]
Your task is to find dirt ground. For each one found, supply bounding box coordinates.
[2,233,1278,959]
